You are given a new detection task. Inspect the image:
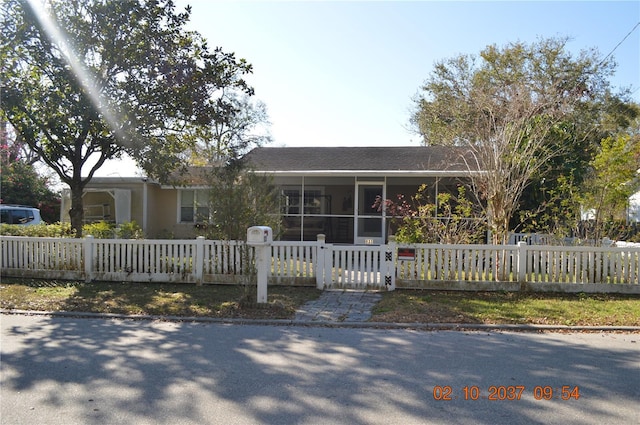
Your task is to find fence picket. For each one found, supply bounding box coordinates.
[1,236,638,291]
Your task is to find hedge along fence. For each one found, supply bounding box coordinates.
[1,235,639,293]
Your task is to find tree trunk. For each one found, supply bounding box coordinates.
[69,183,85,238]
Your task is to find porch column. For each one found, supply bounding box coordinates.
[142,180,148,234]
[114,189,131,223]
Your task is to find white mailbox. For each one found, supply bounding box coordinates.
[247,226,273,245]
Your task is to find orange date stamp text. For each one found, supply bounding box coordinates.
[432,385,580,401]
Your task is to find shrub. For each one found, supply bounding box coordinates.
[83,221,116,239]
[114,221,144,239]
[377,184,486,244]
[83,221,144,239]
[0,221,143,239]
[0,222,74,237]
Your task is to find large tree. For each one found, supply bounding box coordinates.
[185,88,275,241]
[516,98,639,238]
[190,92,272,166]
[202,161,281,241]
[0,158,60,222]
[581,131,640,241]
[1,118,60,222]
[0,0,253,236]
[412,37,617,244]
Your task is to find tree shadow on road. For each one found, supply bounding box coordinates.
[1,314,638,424]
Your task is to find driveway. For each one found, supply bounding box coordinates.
[1,314,638,424]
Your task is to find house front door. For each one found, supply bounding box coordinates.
[355,182,384,245]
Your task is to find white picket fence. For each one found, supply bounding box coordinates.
[1,235,639,293]
[0,236,317,285]
[393,243,639,292]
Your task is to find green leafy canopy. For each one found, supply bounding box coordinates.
[1,0,254,236]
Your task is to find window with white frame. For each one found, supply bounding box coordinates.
[179,189,210,223]
[281,187,324,215]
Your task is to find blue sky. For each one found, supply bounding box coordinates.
[96,0,640,176]
[177,0,640,148]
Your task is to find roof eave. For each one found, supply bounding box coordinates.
[252,170,482,177]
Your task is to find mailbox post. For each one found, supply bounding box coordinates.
[246,226,273,304]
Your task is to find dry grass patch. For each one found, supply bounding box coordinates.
[0,278,321,320]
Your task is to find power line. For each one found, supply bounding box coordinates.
[600,21,640,65]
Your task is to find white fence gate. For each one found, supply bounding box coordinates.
[314,236,395,290]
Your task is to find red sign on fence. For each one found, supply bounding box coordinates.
[398,248,415,261]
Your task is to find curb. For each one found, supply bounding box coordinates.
[2,309,639,332]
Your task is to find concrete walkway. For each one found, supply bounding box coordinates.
[294,289,382,322]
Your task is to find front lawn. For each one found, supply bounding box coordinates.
[1,278,639,326]
[372,290,640,326]
[0,278,321,320]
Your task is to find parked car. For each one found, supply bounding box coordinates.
[0,205,43,225]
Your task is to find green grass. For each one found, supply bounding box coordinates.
[1,278,639,326]
[372,290,640,326]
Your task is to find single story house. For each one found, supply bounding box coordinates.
[61,146,479,243]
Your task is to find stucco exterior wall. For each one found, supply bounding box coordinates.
[146,186,200,239]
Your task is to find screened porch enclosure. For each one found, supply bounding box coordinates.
[274,176,463,244]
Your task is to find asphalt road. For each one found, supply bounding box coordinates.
[1,314,638,425]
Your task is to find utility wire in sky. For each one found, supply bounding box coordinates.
[600,21,640,65]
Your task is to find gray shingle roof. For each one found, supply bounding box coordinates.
[243,146,476,172]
